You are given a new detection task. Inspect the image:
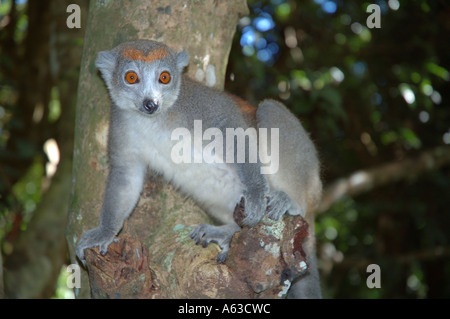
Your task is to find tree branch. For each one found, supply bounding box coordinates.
[317,146,450,214]
[83,180,309,299]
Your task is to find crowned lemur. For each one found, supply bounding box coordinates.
[76,40,322,298]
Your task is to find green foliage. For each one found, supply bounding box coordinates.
[48,87,62,123]
[11,158,44,219]
[52,265,75,299]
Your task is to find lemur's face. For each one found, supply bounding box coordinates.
[96,40,189,116]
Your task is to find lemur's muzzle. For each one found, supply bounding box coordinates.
[142,99,159,114]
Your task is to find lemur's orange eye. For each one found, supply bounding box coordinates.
[159,71,171,84]
[125,71,139,84]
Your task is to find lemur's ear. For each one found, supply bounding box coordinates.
[176,51,189,71]
[95,50,116,86]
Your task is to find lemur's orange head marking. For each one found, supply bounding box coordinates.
[122,47,169,63]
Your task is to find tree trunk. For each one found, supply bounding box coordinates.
[67,0,312,299]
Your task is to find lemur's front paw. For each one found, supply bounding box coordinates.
[190,223,240,263]
[240,190,267,227]
[76,227,116,263]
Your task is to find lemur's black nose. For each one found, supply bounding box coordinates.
[142,99,159,114]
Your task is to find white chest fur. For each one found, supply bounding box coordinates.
[125,114,244,224]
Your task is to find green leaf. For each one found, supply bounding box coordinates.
[426,62,450,81]
[400,128,422,149]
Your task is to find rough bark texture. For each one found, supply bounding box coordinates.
[83,207,308,299]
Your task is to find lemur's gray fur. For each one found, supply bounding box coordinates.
[76,40,322,298]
